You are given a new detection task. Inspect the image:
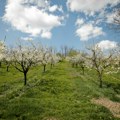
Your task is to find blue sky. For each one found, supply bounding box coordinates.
[0,0,120,51]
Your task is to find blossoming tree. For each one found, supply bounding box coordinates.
[11,43,38,85]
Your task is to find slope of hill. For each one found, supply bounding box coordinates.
[0,62,120,120]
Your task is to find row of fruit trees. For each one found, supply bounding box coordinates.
[0,40,120,87]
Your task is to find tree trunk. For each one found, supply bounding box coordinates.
[43,65,46,72]
[51,63,53,69]
[7,65,9,72]
[0,62,1,68]
[82,67,84,75]
[72,63,74,68]
[24,72,27,85]
[76,63,78,68]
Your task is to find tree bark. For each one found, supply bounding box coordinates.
[24,72,27,85]
[72,63,74,68]
[7,65,9,72]
[51,63,53,69]
[43,65,46,72]
[76,63,78,68]
[0,62,1,68]
[82,67,84,75]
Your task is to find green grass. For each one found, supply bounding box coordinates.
[0,62,120,120]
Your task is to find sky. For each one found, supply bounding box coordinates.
[0,0,120,51]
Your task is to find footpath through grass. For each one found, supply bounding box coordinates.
[0,62,120,120]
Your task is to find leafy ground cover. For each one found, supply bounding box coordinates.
[0,62,120,120]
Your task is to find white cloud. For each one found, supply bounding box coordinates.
[41,31,51,39]
[96,40,117,50]
[67,0,119,40]
[75,18,84,26]
[106,12,117,24]
[21,37,33,41]
[49,5,63,13]
[49,5,58,12]
[3,0,64,39]
[67,0,119,15]
[76,23,104,41]
[21,0,50,9]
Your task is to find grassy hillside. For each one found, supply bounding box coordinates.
[0,62,120,120]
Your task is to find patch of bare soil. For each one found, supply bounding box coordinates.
[91,98,120,118]
[116,94,120,98]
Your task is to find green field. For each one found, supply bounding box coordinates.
[0,62,120,120]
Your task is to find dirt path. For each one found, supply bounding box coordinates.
[91,97,120,118]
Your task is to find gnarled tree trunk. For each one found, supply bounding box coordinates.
[24,72,27,86]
